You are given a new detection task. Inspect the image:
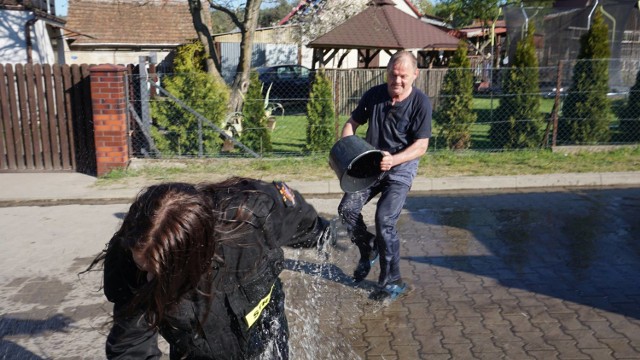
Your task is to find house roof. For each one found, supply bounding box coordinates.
[458,20,507,38]
[65,0,199,47]
[308,0,461,51]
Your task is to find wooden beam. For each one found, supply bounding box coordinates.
[321,49,340,67]
[358,49,381,68]
[337,50,352,68]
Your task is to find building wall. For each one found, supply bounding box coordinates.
[0,10,56,64]
[221,42,298,83]
[65,49,174,67]
[214,26,299,43]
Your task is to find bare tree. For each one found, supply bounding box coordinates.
[188,0,365,111]
[186,0,262,111]
[284,0,367,44]
[187,0,224,82]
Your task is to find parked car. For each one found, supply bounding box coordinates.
[607,88,629,100]
[542,87,566,99]
[257,65,315,106]
[541,87,628,99]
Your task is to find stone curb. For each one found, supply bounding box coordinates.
[0,172,638,207]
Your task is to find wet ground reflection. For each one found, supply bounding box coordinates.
[402,187,640,319]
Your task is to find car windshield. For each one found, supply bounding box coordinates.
[295,67,310,79]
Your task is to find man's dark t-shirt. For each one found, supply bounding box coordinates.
[350,84,432,186]
[351,84,432,153]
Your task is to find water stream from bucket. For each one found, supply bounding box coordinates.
[278,216,367,359]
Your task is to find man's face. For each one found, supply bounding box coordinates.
[387,60,418,99]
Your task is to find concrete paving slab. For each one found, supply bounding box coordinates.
[2,187,640,359]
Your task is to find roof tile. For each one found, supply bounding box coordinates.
[66,0,199,46]
[309,1,460,50]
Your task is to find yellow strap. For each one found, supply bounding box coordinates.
[244,283,275,328]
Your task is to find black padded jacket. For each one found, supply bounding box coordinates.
[103,179,329,359]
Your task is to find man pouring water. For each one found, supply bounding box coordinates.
[336,51,432,301]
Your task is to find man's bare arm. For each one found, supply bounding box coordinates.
[380,138,429,171]
[341,118,360,137]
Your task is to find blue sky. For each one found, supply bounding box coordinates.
[56,0,68,16]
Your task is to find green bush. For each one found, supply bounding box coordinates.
[489,24,542,149]
[306,69,335,152]
[150,41,229,157]
[559,7,612,144]
[435,40,477,149]
[242,72,272,153]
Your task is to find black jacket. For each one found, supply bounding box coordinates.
[103,179,329,359]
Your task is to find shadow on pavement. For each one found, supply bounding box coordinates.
[283,258,382,294]
[0,314,72,359]
[283,258,355,287]
[402,187,640,320]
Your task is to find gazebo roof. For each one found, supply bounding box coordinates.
[308,0,460,51]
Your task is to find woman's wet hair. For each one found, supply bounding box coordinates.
[101,182,217,326]
[86,177,266,327]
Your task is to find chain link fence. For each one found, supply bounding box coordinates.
[126,59,640,158]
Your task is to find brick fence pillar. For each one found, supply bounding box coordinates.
[89,64,129,177]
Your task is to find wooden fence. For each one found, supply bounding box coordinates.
[0,64,447,172]
[0,63,95,173]
[324,68,448,115]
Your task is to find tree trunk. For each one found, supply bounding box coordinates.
[228,0,262,112]
[188,0,224,83]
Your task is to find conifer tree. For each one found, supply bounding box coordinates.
[489,24,542,149]
[558,7,611,144]
[242,71,272,153]
[435,40,476,149]
[151,41,229,156]
[620,69,640,141]
[306,70,335,152]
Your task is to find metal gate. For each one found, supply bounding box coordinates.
[126,59,259,158]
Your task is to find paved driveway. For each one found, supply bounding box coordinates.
[1,187,639,359]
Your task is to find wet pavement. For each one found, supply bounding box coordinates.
[1,186,640,359]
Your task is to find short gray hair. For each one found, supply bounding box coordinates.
[387,51,417,71]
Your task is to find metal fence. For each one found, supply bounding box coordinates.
[126,59,640,158]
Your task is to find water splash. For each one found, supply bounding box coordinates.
[283,217,364,359]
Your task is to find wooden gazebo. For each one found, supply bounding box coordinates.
[307,0,462,69]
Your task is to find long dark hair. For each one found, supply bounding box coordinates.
[88,182,218,327]
[87,178,270,328]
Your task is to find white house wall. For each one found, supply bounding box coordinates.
[65,50,173,66]
[0,10,55,64]
[221,42,298,83]
[394,0,418,18]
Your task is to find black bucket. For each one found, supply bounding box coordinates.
[329,135,384,193]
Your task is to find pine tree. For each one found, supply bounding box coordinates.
[620,69,640,141]
[489,24,542,149]
[306,70,335,152]
[435,40,477,149]
[558,7,611,144]
[241,71,272,153]
[150,41,229,156]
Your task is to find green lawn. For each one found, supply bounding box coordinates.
[266,96,630,154]
[99,145,640,186]
[270,115,366,155]
[219,96,630,156]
